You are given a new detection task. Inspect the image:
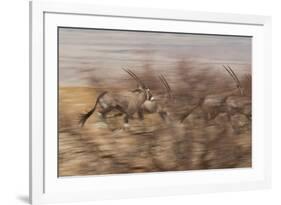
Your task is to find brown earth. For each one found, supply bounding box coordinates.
[58,87,251,177]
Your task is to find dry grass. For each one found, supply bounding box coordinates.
[58,84,251,177]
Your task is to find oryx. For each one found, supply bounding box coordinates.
[193,65,251,121]
[142,74,173,121]
[79,69,153,127]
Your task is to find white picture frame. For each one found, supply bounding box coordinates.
[30,1,272,204]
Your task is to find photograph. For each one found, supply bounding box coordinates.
[58,27,252,177]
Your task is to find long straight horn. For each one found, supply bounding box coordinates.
[127,68,146,88]
[159,74,171,98]
[223,65,239,86]
[123,68,146,88]
[223,65,243,95]
[123,68,140,85]
[227,65,241,87]
[223,65,236,84]
[161,74,171,92]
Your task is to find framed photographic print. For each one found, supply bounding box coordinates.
[30,1,271,204]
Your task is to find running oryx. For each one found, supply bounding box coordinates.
[79,69,153,127]
[142,74,173,121]
[181,65,251,122]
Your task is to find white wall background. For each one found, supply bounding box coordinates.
[0,0,279,204]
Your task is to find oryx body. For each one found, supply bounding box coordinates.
[199,65,251,121]
[79,69,152,127]
[180,65,251,123]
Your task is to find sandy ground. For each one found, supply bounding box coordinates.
[58,86,251,177]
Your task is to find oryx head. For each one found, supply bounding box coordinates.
[123,68,153,101]
[223,65,244,96]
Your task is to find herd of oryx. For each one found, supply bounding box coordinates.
[79,66,251,128]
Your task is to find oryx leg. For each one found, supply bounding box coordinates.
[159,110,168,121]
[124,114,129,123]
[123,114,131,128]
[137,109,144,120]
[115,105,130,128]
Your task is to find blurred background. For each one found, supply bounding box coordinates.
[58,27,252,176]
